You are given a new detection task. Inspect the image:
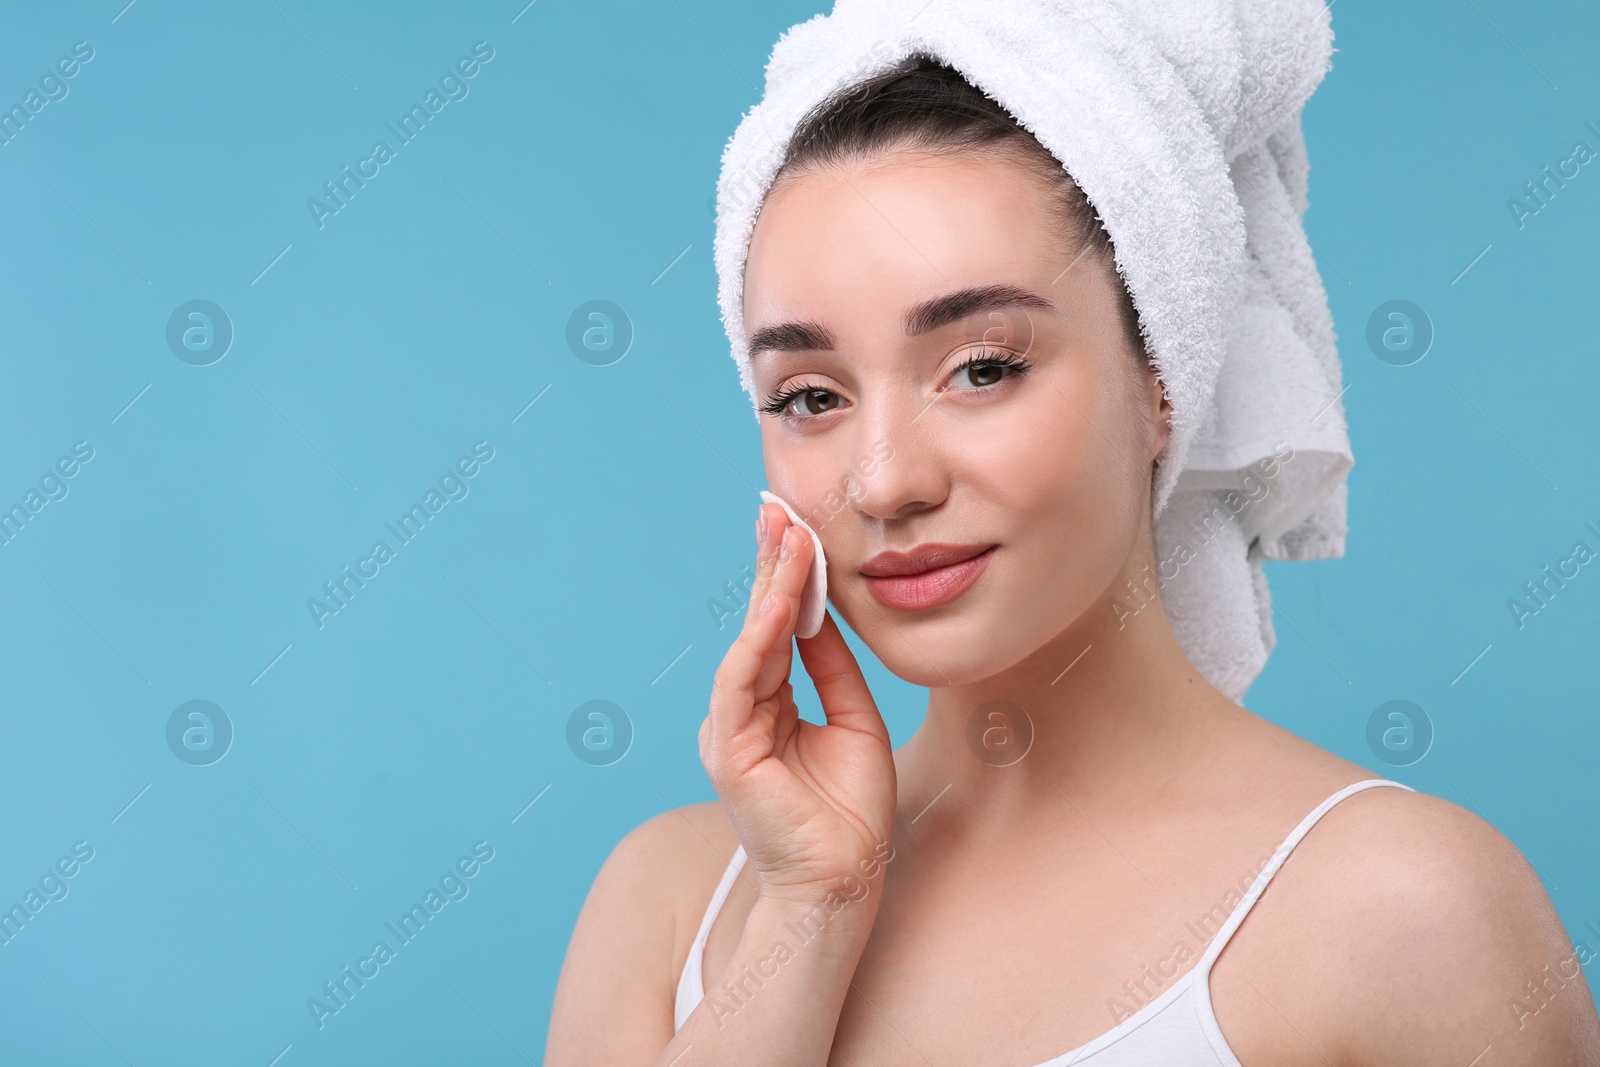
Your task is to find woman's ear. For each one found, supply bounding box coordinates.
[1142,364,1172,462]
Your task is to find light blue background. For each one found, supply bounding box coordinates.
[1,1,1596,1062]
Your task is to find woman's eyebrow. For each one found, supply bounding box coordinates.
[904,283,1056,336]
[747,320,834,357]
[747,284,1056,358]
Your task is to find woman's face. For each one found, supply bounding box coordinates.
[742,147,1169,688]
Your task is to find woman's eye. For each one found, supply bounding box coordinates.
[949,360,1015,389]
[787,388,843,417]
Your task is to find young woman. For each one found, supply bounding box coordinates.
[546,57,1600,1066]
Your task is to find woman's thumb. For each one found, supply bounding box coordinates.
[794,611,890,743]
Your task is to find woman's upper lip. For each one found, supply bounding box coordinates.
[860,543,996,578]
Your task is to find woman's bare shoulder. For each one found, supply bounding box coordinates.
[611,799,740,871]
[1197,709,1599,1062]
[1228,776,1600,1065]
[600,799,742,963]
[544,799,742,1065]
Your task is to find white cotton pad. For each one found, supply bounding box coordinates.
[758,490,828,638]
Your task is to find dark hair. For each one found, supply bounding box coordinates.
[773,55,1147,364]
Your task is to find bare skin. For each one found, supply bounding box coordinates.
[545,147,1600,1066]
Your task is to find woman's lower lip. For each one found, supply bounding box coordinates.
[862,547,996,611]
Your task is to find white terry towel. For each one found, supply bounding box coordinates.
[714,0,1354,700]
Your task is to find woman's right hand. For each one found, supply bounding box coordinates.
[699,502,897,903]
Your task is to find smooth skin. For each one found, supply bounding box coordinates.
[546,147,1600,1066]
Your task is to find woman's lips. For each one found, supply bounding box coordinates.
[861,545,997,611]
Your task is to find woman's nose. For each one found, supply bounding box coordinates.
[843,396,948,521]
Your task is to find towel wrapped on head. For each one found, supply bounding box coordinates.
[716,0,1354,700]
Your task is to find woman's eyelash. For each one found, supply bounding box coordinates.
[760,348,1033,419]
[951,348,1033,383]
[759,381,827,416]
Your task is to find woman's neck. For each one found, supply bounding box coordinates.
[894,583,1241,841]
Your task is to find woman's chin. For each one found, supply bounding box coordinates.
[844,604,1033,688]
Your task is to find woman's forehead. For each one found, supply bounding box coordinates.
[743,152,1074,330]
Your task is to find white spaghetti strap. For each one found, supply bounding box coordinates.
[673,844,749,1030]
[1195,778,1414,973]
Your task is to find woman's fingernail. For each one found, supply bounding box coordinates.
[779,528,798,561]
[757,592,776,616]
[756,510,767,547]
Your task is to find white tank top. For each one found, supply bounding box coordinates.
[673,777,1413,1062]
